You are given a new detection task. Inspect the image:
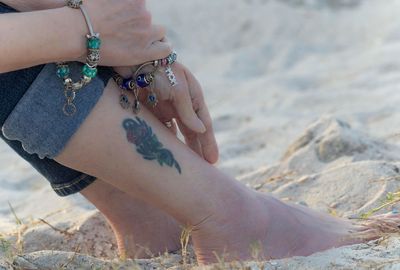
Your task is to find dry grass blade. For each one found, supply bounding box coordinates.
[39,218,73,237]
[360,190,400,219]
[7,201,22,225]
[180,225,192,266]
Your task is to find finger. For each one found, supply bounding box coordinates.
[150,25,167,44]
[169,119,178,135]
[146,40,172,62]
[156,115,178,136]
[160,36,170,43]
[176,118,203,159]
[152,101,178,136]
[184,68,219,164]
[170,64,206,133]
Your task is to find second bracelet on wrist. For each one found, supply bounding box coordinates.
[56,0,101,116]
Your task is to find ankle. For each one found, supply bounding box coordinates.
[190,181,258,226]
[193,188,265,236]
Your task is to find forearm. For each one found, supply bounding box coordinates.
[0,7,86,73]
[1,0,65,11]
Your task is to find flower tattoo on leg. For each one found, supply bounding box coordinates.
[123,117,182,174]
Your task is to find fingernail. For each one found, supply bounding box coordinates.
[196,119,206,133]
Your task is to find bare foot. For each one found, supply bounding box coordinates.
[81,180,181,259]
[191,191,400,264]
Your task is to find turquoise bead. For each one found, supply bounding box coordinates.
[56,66,70,78]
[82,64,98,78]
[167,51,177,65]
[87,37,101,50]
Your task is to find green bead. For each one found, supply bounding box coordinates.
[56,66,70,78]
[82,64,98,78]
[87,37,101,50]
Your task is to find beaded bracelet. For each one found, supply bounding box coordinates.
[113,63,159,115]
[57,0,101,116]
[128,50,178,90]
[112,52,178,115]
[152,51,178,86]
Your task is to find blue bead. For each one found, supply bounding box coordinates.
[122,78,132,90]
[136,74,150,88]
[149,95,156,102]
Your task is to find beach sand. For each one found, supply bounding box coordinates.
[1,0,400,269]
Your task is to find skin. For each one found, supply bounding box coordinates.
[115,63,219,162]
[0,1,218,258]
[78,63,220,258]
[2,1,399,264]
[54,81,400,264]
[81,179,182,258]
[0,0,170,72]
[1,1,210,133]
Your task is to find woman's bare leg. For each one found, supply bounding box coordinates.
[55,80,249,226]
[80,179,181,259]
[56,80,399,264]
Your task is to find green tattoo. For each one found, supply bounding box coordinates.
[123,117,182,174]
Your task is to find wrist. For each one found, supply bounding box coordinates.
[53,6,87,62]
[35,0,66,10]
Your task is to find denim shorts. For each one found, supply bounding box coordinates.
[0,3,114,196]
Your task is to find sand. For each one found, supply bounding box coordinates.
[2,0,400,269]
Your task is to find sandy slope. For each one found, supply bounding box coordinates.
[1,0,400,269]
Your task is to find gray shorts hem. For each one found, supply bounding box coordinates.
[2,63,107,159]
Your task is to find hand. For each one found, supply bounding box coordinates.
[114,63,219,164]
[73,0,171,66]
[153,63,219,164]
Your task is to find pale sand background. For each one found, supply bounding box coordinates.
[2,0,400,269]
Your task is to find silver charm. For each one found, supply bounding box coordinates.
[133,99,141,114]
[166,51,178,65]
[165,66,178,86]
[63,89,77,116]
[119,94,131,110]
[147,92,158,107]
[87,50,100,66]
[146,74,158,108]
[63,102,77,116]
[66,0,82,9]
